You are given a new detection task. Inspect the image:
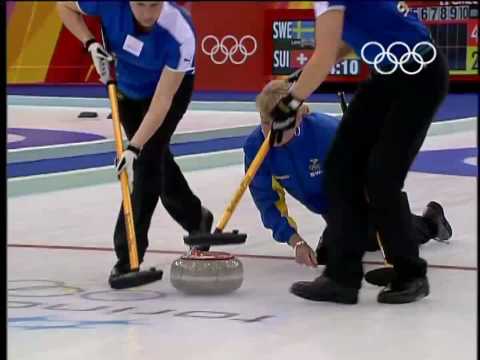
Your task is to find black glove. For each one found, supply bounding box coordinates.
[269,94,303,146]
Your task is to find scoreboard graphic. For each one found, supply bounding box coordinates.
[267,1,479,82]
[410,2,478,76]
[272,20,361,77]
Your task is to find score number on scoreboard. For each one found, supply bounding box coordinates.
[409,2,478,77]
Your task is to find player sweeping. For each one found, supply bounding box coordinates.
[57,2,213,286]
[246,80,452,268]
[269,1,449,304]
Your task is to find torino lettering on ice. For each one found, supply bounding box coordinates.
[8,279,274,329]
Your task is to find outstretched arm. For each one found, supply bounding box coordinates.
[337,41,353,62]
[244,138,318,267]
[244,142,298,244]
[267,7,345,146]
[129,69,185,148]
[130,27,195,148]
[290,8,345,101]
[57,2,112,84]
[56,2,95,46]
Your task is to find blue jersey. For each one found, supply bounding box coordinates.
[314,1,431,69]
[77,1,196,99]
[244,112,339,243]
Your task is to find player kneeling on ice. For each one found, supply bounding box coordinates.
[244,80,452,271]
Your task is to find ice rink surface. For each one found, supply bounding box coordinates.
[7,100,477,360]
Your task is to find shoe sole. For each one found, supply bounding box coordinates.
[290,287,358,304]
[377,290,429,304]
[377,283,430,304]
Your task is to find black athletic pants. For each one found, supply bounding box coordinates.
[322,48,449,289]
[113,74,202,267]
[321,210,437,253]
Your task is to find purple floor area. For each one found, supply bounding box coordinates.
[8,128,105,149]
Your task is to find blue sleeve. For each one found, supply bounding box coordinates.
[164,35,195,72]
[76,1,105,16]
[165,46,180,70]
[244,139,297,244]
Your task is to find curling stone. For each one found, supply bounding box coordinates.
[170,250,243,294]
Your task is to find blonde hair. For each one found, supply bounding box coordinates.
[256,80,290,125]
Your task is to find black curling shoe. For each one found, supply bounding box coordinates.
[377,276,430,304]
[290,275,358,304]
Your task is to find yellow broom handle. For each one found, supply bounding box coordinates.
[108,83,139,270]
[216,132,271,231]
[365,189,392,268]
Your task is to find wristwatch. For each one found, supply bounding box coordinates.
[293,240,306,253]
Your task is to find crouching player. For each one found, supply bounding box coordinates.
[244,80,452,268]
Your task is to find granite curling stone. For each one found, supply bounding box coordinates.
[170,250,243,294]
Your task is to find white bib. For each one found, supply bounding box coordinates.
[123,35,144,57]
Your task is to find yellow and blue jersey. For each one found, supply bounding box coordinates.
[76,1,196,99]
[244,112,339,243]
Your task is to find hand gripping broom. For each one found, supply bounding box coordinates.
[184,69,303,248]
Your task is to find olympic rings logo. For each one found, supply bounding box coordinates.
[360,41,437,75]
[201,35,257,65]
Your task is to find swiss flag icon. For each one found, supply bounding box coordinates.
[291,50,313,68]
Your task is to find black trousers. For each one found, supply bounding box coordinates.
[321,210,437,252]
[113,75,203,267]
[322,49,449,288]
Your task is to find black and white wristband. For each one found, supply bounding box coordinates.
[127,144,141,156]
[283,94,303,111]
[84,38,96,51]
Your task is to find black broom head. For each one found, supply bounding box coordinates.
[184,230,247,247]
[109,267,163,289]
